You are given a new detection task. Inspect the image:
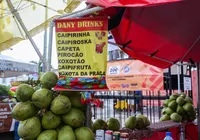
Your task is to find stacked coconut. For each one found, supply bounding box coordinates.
[160,93,196,123]
[92,114,150,132]
[92,114,151,139]
[92,117,121,132]
[11,72,94,140]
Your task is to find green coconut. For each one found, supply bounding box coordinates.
[42,111,61,129]
[163,99,171,107]
[16,84,34,102]
[185,97,193,104]
[40,72,58,89]
[135,115,150,129]
[176,105,185,115]
[50,95,71,115]
[18,117,41,140]
[62,108,85,128]
[56,123,64,133]
[169,94,178,100]
[11,102,38,121]
[107,118,120,131]
[176,96,185,106]
[37,130,57,140]
[188,115,196,122]
[161,108,166,114]
[75,127,94,140]
[170,113,182,122]
[160,114,170,121]
[180,93,187,98]
[182,114,189,121]
[32,88,53,109]
[93,119,107,132]
[68,93,86,111]
[168,100,177,111]
[58,125,76,140]
[125,116,137,129]
[165,107,174,115]
[183,103,195,113]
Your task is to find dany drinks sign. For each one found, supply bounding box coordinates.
[55,17,108,89]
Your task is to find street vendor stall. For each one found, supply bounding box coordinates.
[3,0,200,140]
[43,0,199,139]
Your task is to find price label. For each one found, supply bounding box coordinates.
[108,66,120,75]
[184,77,191,91]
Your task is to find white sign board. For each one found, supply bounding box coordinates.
[108,66,120,75]
[184,77,192,91]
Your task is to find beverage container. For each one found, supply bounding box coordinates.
[164,132,174,140]
[105,130,113,140]
[113,131,120,140]
[120,133,129,140]
[96,130,105,140]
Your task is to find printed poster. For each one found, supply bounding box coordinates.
[0,103,16,132]
[55,17,108,89]
[106,60,164,91]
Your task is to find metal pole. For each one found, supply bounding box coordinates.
[168,67,172,95]
[177,62,181,93]
[6,0,47,71]
[108,41,177,65]
[197,63,200,140]
[180,125,185,140]
[181,61,184,92]
[42,0,48,72]
[85,103,91,128]
[188,65,193,98]
[47,6,104,71]
[47,21,54,71]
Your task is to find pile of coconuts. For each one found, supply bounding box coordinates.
[160,93,196,123]
[92,114,150,133]
[11,72,94,140]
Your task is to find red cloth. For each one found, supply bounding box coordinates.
[111,0,200,68]
[143,124,197,140]
[86,0,181,7]
[87,0,200,68]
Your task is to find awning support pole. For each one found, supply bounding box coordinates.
[47,6,104,71]
[108,41,176,65]
[177,62,181,93]
[180,35,200,62]
[108,41,195,67]
[197,63,200,140]
[6,0,47,71]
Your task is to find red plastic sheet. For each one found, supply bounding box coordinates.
[87,0,200,68]
[86,0,181,7]
[111,0,200,68]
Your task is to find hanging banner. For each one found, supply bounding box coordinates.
[106,60,164,91]
[55,17,108,89]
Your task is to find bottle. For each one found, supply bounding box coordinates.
[113,131,120,140]
[96,130,105,140]
[164,132,174,140]
[105,130,113,140]
[120,133,129,140]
